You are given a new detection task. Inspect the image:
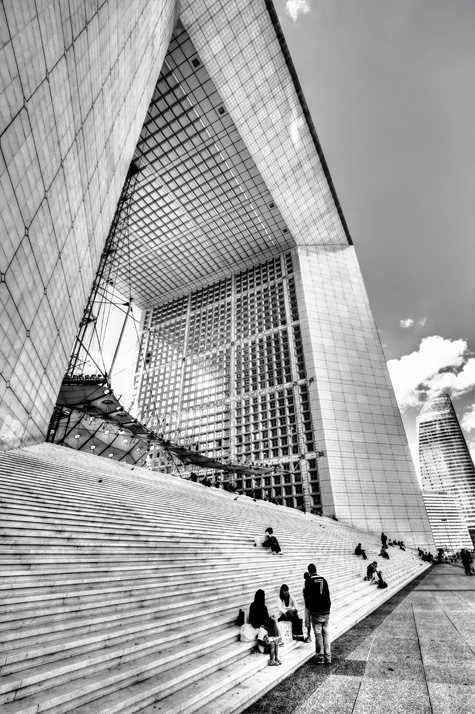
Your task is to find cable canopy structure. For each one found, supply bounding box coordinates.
[47,161,289,476]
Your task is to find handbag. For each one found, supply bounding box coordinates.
[257,626,269,642]
[278,620,293,644]
[240,623,258,642]
[292,617,303,637]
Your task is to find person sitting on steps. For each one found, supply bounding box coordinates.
[365,561,379,583]
[355,543,368,560]
[261,527,282,555]
[379,545,390,559]
[277,584,304,640]
[249,589,282,666]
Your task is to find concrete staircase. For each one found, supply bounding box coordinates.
[0,443,429,714]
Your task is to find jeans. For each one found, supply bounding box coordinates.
[310,613,331,661]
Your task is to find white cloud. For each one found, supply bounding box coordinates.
[399,317,427,329]
[462,406,475,433]
[387,335,475,411]
[285,0,310,22]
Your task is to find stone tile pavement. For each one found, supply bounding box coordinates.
[245,564,475,714]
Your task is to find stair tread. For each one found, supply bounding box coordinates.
[0,443,427,714]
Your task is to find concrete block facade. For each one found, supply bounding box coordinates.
[294,244,434,547]
[0,0,178,449]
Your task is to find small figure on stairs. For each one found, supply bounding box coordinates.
[354,543,368,560]
[365,561,379,583]
[259,527,282,555]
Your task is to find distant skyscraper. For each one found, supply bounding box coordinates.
[421,490,472,551]
[419,394,475,532]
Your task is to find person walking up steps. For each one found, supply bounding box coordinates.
[304,563,332,665]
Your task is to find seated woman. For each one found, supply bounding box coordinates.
[249,589,281,666]
[355,543,367,560]
[379,546,390,559]
[277,584,303,639]
[261,527,282,555]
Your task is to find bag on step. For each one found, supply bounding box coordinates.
[377,580,388,589]
[257,626,269,642]
[236,609,245,627]
[278,620,293,644]
[240,624,258,642]
[292,617,303,637]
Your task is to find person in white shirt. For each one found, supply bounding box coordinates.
[277,584,304,639]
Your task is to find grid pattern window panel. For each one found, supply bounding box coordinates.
[235,256,283,294]
[234,390,298,461]
[135,251,319,507]
[183,350,231,407]
[188,301,232,353]
[235,331,291,394]
[235,283,286,340]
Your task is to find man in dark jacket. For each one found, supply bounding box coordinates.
[304,563,331,664]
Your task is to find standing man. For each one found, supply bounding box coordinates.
[381,532,388,548]
[461,549,474,576]
[304,563,332,664]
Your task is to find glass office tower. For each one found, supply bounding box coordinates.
[419,394,475,531]
[421,490,473,551]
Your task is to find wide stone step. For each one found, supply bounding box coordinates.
[0,629,241,712]
[0,563,418,675]
[180,561,427,714]
[0,562,370,621]
[0,444,428,714]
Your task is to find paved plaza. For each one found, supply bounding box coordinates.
[246,564,475,714]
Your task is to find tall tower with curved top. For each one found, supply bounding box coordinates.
[419,394,475,533]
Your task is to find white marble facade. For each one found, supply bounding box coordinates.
[293,244,434,548]
[0,0,178,448]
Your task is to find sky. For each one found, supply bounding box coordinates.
[275,0,475,472]
[111,0,474,475]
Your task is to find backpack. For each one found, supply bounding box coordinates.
[377,580,388,589]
